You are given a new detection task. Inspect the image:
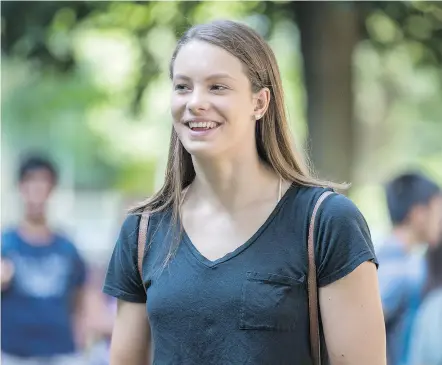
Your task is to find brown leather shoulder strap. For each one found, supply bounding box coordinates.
[308,191,333,365]
[137,212,150,292]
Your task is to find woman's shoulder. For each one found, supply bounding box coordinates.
[293,184,361,221]
[118,209,171,244]
[291,185,376,286]
[120,212,142,234]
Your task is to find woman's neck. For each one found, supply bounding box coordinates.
[189,151,280,212]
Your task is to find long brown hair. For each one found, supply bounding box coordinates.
[130,20,343,263]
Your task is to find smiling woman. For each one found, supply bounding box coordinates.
[171,40,268,159]
[103,19,386,365]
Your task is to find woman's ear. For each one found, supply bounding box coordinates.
[253,87,271,120]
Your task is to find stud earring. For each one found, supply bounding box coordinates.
[255,114,261,120]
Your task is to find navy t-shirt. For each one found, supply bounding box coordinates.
[104,185,378,365]
[1,229,87,357]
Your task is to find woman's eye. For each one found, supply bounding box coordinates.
[211,85,227,91]
[175,84,189,91]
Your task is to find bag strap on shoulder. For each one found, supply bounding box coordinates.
[137,212,150,292]
[308,190,333,365]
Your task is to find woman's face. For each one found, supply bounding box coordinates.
[171,40,268,159]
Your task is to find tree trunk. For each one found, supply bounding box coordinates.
[295,2,360,184]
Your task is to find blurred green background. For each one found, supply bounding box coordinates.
[2,1,442,261]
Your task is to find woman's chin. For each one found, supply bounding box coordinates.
[183,141,221,159]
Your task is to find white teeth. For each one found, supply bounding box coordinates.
[188,121,218,129]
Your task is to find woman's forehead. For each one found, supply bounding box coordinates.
[173,40,246,80]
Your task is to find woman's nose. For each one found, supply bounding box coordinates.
[187,87,210,113]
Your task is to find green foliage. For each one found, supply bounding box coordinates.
[362,1,442,66]
[1,1,441,200]
[1,1,300,193]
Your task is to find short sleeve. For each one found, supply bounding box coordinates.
[315,193,378,287]
[103,214,147,303]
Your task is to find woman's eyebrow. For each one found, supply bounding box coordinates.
[173,73,236,81]
[206,73,236,81]
[173,74,191,81]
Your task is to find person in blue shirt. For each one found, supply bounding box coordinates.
[377,172,442,365]
[1,155,87,365]
[409,241,442,365]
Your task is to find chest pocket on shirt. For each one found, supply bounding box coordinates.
[239,271,306,331]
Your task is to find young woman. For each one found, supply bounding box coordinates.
[103,20,386,365]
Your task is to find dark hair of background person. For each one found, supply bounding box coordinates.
[17,154,58,185]
[385,172,440,225]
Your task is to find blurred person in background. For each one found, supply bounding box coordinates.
[377,172,442,365]
[1,155,88,365]
[104,20,386,365]
[409,241,442,365]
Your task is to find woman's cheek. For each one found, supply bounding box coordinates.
[171,97,186,122]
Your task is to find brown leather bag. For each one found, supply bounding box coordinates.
[136,190,333,365]
[137,212,150,292]
[307,191,333,365]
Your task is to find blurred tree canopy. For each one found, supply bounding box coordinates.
[3,2,442,72]
[2,1,441,194]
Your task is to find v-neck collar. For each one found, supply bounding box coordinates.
[182,184,295,268]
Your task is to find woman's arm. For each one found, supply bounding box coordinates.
[110,300,151,365]
[319,261,386,365]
